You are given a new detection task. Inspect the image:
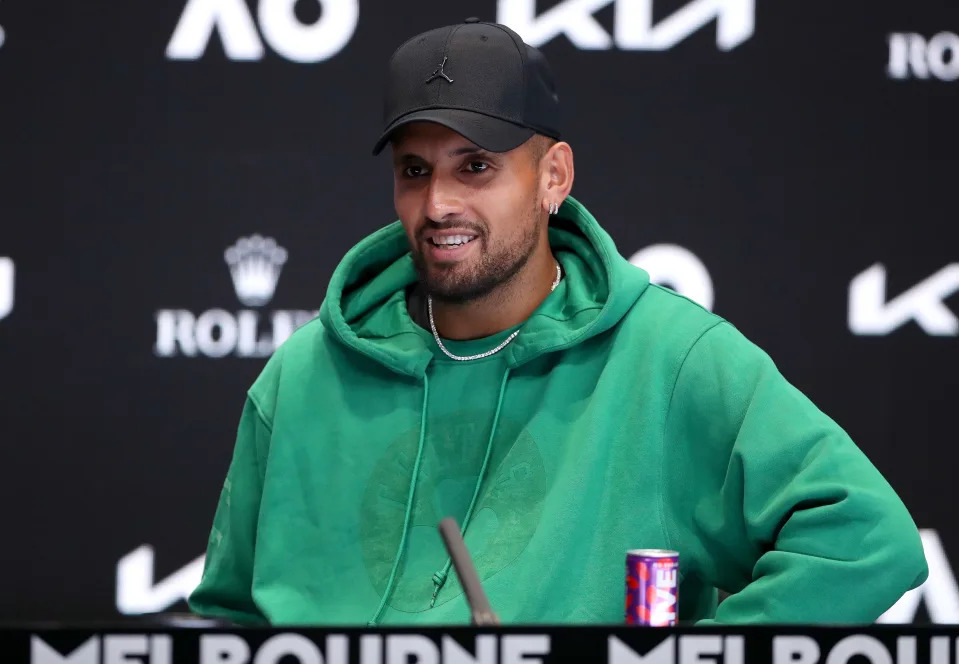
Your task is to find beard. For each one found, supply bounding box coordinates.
[411,202,542,304]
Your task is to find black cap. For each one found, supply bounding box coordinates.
[372,18,561,155]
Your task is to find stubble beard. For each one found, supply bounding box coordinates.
[412,203,543,305]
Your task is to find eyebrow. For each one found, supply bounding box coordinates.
[393,146,493,165]
[447,146,490,158]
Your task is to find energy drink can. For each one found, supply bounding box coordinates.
[625,549,679,626]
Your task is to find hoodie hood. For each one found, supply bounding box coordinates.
[319,195,650,376]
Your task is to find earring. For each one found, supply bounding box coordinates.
[548,202,557,215]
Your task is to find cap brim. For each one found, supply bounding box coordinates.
[371,109,535,156]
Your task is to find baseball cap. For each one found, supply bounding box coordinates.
[372,18,561,155]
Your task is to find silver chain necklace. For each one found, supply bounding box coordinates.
[428,262,562,362]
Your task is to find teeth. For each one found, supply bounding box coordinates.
[433,235,475,246]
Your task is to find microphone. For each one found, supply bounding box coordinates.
[437,517,501,626]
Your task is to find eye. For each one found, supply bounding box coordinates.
[402,165,427,178]
[465,161,489,174]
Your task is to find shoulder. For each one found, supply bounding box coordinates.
[617,283,776,386]
[638,283,722,327]
[621,283,727,354]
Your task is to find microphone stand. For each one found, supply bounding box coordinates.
[437,517,501,626]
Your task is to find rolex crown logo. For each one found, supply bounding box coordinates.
[224,234,288,307]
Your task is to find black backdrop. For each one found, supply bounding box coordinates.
[0,0,956,622]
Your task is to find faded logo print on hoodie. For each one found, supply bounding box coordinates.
[360,412,547,611]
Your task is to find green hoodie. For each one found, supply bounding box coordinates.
[189,196,927,626]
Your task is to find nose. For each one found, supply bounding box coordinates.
[424,173,465,222]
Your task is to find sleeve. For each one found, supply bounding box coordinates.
[661,321,928,624]
[188,396,272,624]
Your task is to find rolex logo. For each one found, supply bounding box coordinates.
[155,234,314,359]
[223,234,288,307]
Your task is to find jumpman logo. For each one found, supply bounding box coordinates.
[425,56,454,84]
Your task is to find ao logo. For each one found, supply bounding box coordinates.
[888,32,959,82]
[629,244,715,311]
[498,0,755,51]
[0,257,13,321]
[167,0,359,62]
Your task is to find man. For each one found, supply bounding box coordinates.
[189,19,927,625]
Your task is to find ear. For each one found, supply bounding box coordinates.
[540,142,574,214]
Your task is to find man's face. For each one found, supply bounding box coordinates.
[391,123,545,303]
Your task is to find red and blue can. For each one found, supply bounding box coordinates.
[625,549,679,626]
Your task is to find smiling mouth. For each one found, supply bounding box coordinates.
[429,235,478,248]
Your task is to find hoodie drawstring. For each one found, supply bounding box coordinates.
[367,374,431,626]
[429,368,511,608]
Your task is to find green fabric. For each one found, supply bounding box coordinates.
[189,196,927,626]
